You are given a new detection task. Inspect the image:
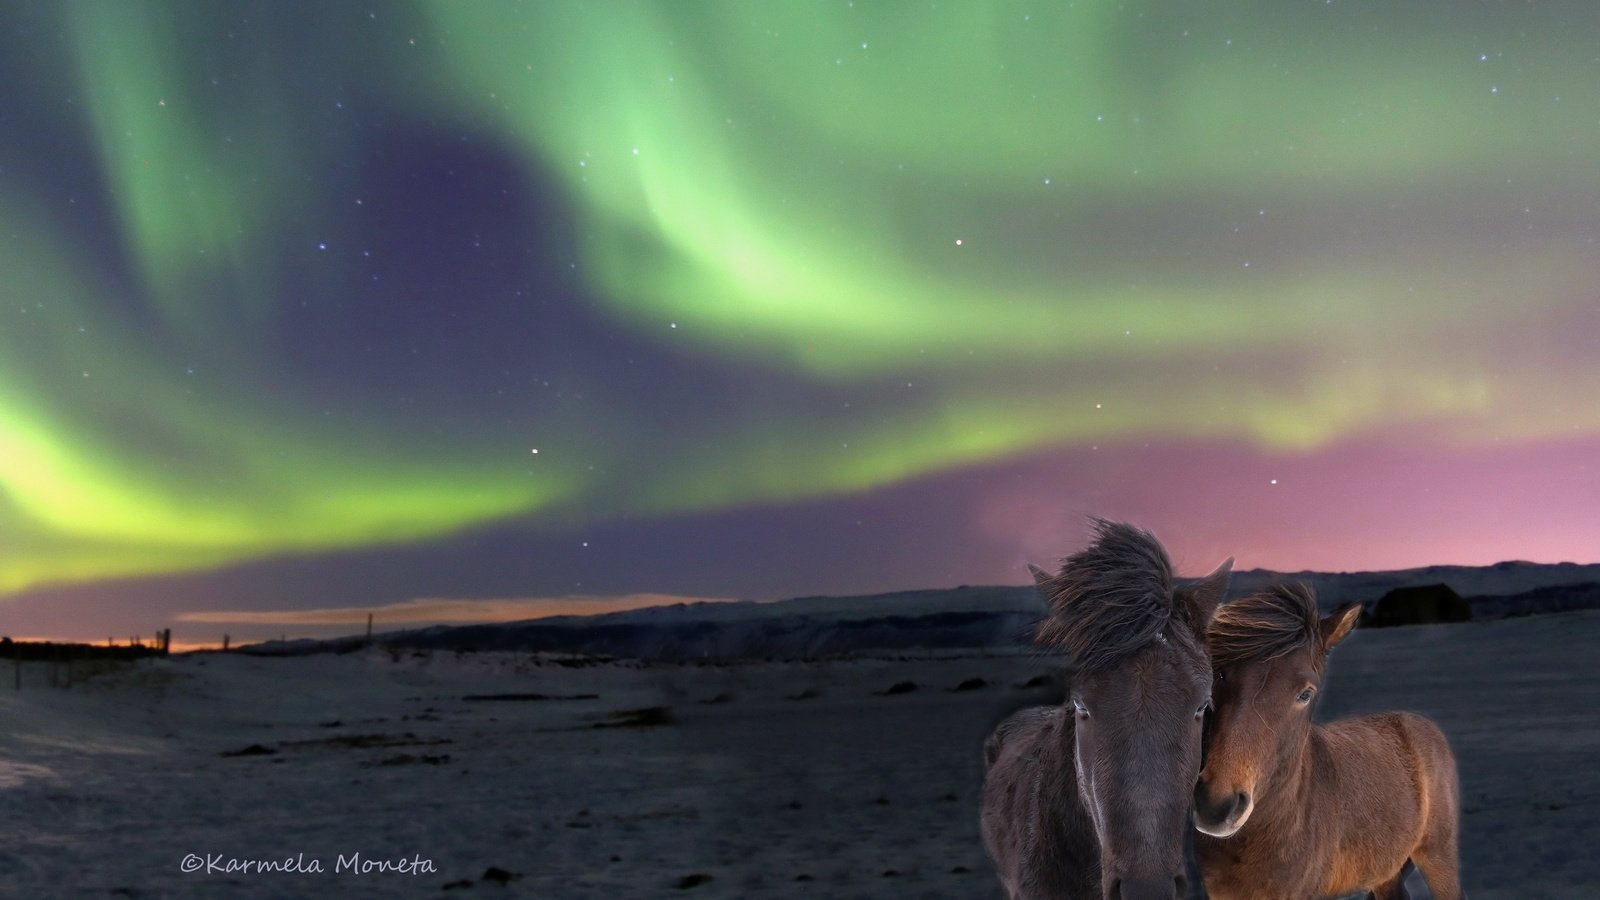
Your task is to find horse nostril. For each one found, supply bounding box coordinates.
[1174,873,1188,898]
[1234,791,1250,817]
[1108,876,1123,900]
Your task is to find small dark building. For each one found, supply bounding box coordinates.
[1363,583,1472,628]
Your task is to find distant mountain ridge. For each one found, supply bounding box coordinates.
[241,560,1600,660]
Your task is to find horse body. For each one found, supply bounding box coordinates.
[1194,585,1463,900]
[980,519,1231,900]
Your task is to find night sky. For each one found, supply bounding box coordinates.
[4,2,1599,645]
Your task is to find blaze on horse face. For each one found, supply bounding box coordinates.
[1035,558,1231,900]
[1194,599,1361,839]
[1072,641,1212,900]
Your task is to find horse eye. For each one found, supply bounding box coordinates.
[1073,699,1090,719]
[1194,700,1210,719]
[1296,687,1315,704]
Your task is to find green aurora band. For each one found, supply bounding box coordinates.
[4,1,1600,593]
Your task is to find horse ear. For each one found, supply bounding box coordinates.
[1027,564,1054,590]
[1320,602,1362,651]
[1182,556,1233,626]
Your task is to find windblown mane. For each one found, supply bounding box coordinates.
[1033,518,1193,673]
[1209,582,1320,669]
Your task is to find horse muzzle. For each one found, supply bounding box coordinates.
[1193,780,1253,838]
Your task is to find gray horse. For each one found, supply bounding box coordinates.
[981,519,1230,900]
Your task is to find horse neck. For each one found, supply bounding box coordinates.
[1053,692,1093,822]
[1245,720,1323,842]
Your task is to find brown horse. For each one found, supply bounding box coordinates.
[981,519,1232,900]
[1193,584,1463,900]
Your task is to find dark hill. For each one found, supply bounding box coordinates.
[238,563,1600,661]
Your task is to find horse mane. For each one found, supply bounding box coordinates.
[1209,582,1320,669]
[1033,518,1194,674]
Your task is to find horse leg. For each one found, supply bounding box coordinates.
[1409,716,1465,900]
[1412,772,1464,899]
[1412,836,1463,900]
[1367,859,1412,900]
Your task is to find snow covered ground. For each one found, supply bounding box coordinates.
[2,610,1597,898]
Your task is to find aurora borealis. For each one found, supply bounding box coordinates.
[4,2,1600,643]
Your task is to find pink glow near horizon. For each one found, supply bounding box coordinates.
[973,434,1599,578]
